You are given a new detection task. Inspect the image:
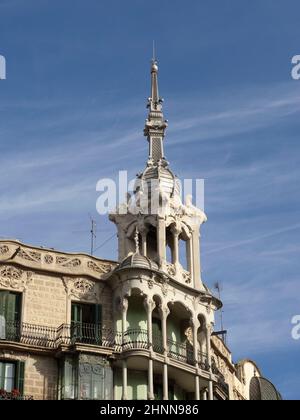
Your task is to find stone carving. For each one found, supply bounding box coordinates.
[0,266,22,288]
[161,282,168,297]
[44,254,54,264]
[182,270,192,284]
[148,279,154,289]
[0,266,33,290]
[72,278,95,296]
[166,263,176,277]
[184,326,193,345]
[0,245,9,255]
[56,256,81,268]
[18,249,41,263]
[87,261,112,275]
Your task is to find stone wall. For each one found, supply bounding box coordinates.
[0,351,58,400]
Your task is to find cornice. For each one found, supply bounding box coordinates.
[0,240,118,281]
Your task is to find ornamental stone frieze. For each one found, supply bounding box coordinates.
[0,240,116,280]
[0,265,33,291]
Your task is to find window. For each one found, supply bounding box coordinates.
[71,303,102,345]
[0,361,25,394]
[60,356,77,400]
[60,355,113,400]
[152,317,163,354]
[0,291,22,341]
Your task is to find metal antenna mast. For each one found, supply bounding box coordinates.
[214,282,227,343]
[89,215,97,256]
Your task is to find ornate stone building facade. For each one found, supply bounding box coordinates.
[0,60,281,400]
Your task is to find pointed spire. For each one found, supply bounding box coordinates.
[150,59,160,111]
[144,51,168,164]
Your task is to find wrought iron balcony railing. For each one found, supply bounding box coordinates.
[56,323,115,347]
[198,351,210,371]
[212,365,230,396]
[122,329,150,351]
[0,321,115,349]
[167,339,194,365]
[152,332,164,354]
[0,321,57,348]
[0,321,210,370]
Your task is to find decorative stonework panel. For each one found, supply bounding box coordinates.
[0,245,9,255]
[56,257,81,268]
[18,249,41,263]
[72,278,95,297]
[44,254,54,264]
[63,277,104,302]
[87,261,112,275]
[0,265,33,290]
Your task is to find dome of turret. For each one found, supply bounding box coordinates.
[137,163,181,201]
[119,253,159,271]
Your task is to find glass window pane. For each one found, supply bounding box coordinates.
[0,362,15,392]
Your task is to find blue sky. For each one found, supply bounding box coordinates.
[0,0,300,399]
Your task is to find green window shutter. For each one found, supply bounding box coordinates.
[0,361,4,389]
[94,304,102,325]
[0,291,8,318]
[6,293,17,322]
[71,303,82,323]
[94,305,102,345]
[16,361,25,395]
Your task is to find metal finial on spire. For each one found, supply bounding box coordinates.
[152,40,156,63]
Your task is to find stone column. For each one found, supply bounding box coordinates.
[171,224,181,267]
[148,359,154,400]
[202,390,208,401]
[159,305,170,401]
[192,319,199,366]
[160,305,170,355]
[141,229,148,257]
[122,359,128,400]
[192,228,201,289]
[144,297,155,350]
[163,363,168,400]
[118,225,126,261]
[186,236,194,285]
[157,216,166,267]
[121,297,129,400]
[144,297,155,400]
[206,324,214,401]
[195,376,200,400]
[121,297,129,338]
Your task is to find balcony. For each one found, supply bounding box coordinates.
[0,321,57,348]
[212,365,230,397]
[0,321,115,350]
[0,322,210,371]
[56,323,115,348]
[167,339,194,365]
[198,351,210,372]
[122,329,149,351]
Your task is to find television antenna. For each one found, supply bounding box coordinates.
[214,282,227,344]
